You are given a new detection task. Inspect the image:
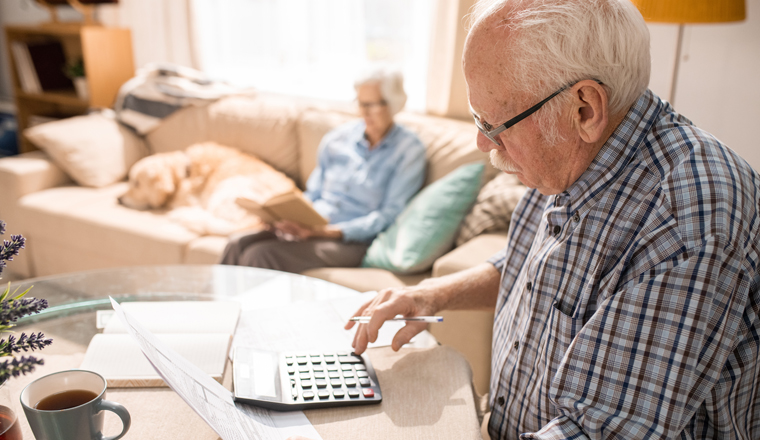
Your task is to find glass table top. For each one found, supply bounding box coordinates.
[10,264,363,356]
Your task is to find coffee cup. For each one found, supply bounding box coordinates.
[20,369,130,440]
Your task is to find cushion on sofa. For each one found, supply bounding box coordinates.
[24,113,149,188]
[455,172,527,246]
[362,162,485,274]
[18,183,198,275]
[148,94,304,186]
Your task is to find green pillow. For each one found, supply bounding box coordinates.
[362,162,485,274]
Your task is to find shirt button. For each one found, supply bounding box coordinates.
[573,212,580,223]
[553,225,561,235]
[497,395,506,406]
[513,341,519,350]
[526,282,532,292]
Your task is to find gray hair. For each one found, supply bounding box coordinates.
[468,0,650,120]
[354,67,408,116]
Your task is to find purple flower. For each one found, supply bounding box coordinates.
[0,332,52,355]
[0,355,44,384]
[0,298,48,326]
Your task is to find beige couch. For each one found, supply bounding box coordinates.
[0,93,512,393]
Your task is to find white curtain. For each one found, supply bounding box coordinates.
[100,0,433,111]
[99,0,200,71]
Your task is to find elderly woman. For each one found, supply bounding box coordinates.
[220,68,426,273]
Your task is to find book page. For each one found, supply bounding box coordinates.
[265,191,328,227]
[80,333,231,387]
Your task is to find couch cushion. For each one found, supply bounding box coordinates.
[18,183,198,276]
[455,173,527,247]
[184,236,228,264]
[395,112,498,185]
[432,232,510,278]
[24,113,149,188]
[148,94,304,186]
[301,268,429,292]
[362,163,484,274]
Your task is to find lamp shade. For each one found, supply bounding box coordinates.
[630,0,746,23]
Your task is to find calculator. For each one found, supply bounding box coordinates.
[232,347,382,411]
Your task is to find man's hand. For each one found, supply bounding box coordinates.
[345,283,440,355]
[273,220,342,241]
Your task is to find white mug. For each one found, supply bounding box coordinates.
[20,369,130,440]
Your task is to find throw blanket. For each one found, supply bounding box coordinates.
[113,63,253,135]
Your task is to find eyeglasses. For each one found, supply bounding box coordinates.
[472,79,602,146]
[357,100,388,112]
[472,85,569,146]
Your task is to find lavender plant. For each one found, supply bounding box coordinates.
[0,220,52,385]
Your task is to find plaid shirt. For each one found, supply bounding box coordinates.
[487,90,760,439]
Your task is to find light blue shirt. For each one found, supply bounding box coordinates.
[304,120,426,243]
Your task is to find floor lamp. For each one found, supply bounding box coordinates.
[630,0,746,107]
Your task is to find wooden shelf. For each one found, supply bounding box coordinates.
[4,23,135,153]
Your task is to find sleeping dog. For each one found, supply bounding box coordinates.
[118,142,296,235]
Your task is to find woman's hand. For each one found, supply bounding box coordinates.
[273,221,342,241]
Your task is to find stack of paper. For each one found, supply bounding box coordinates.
[81,301,241,387]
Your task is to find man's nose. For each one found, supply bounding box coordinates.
[476,132,500,153]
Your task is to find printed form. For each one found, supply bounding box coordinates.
[109,297,322,440]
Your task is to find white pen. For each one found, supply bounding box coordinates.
[349,316,443,323]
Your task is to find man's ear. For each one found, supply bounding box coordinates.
[571,80,609,144]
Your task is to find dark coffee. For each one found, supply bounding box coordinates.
[34,389,98,411]
[0,405,21,440]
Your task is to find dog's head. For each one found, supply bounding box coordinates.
[118,151,190,210]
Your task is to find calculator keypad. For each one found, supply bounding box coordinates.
[285,351,380,404]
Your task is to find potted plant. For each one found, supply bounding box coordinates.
[65,58,88,100]
[0,221,53,439]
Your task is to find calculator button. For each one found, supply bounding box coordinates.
[332,389,345,398]
[290,378,296,387]
[288,368,295,375]
[314,372,325,379]
[339,355,363,364]
[355,364,366,371]
[327,366,339,372]
[285,357,294,366]
[330,379,342,387]
[299,367,310,373]
[359,378,371,387]
[341,365,353,371]
[312,367,324,372]
[357,371,369,378]
[303,391,315,400]
[315,379,328,388]
[329,372,341,378]
[344,378,357,387]
[301,380,313,388]
[347,390,360,398]
[299,373,311,380]
[318,391,330,399]
[297,358,308,365]
[292,389,298,400]
[337,352,350,357]
[362,388,375,398]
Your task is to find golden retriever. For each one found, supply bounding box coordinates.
[119,142,296,235]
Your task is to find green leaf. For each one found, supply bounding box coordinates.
[0,283,9,302]
[12,285,32,300]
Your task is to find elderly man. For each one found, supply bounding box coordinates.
[341,1,760,439]
[220,68,425,273]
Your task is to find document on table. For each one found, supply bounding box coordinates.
[109,298,322,440]
[230,291,417,356]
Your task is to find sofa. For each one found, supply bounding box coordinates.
[0,92,526,394]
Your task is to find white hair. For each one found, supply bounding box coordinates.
[467,0,650,132]
[354,67,408,116]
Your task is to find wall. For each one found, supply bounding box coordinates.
[0,1,758,170]
[647,0,760,171]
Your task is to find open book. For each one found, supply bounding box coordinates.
[236,190,328,228]
[80,301,241,387]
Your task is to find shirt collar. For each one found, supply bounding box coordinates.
[559,89,663,215]
[356,122,399,153]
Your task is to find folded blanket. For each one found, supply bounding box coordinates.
[113,63,254,135]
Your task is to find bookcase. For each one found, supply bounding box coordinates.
[4,23,135,153]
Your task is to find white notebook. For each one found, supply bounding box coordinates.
[81,301,241,387]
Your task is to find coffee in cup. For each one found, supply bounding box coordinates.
[20,369,130,440]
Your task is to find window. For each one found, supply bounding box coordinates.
[192,0,433,111]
